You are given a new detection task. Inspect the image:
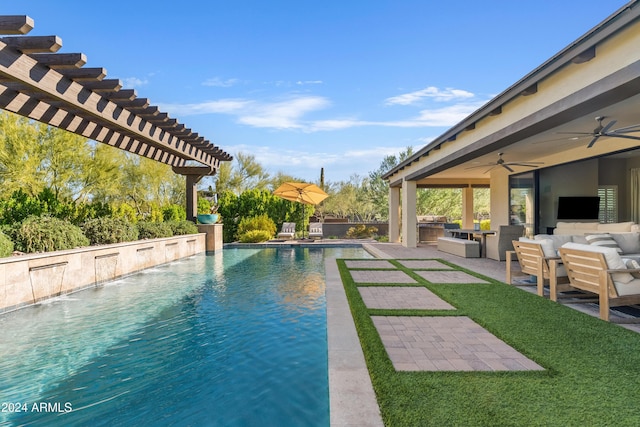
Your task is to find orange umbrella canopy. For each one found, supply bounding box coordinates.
[273,182,328,205]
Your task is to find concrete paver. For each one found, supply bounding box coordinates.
[349,270,417,284]
[372,316,544,372]
[416,270,490,284]
[397,260,453,269]
[345,259,396,269]
[358,286,455,310]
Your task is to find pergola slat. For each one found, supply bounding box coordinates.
[28,53,87,69]
[81,79,122,92]
[1,35,62,53]
[59,67,107,81]
[0,16,34,35]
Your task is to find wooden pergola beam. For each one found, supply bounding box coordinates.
[1,35,62,53]
[60,68,107,81]
[0,16,34,35]
[28,53,87,69]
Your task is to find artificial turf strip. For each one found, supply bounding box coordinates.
[338,258,640,427]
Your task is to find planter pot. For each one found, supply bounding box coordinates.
[197,214,219,224]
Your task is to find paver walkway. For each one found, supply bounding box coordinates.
[346,256,544,373]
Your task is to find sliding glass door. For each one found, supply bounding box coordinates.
[509,171,538,237]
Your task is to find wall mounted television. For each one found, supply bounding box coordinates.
[557,196,600,220]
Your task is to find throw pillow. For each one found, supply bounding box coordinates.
[585,233,623,254]
[623,258,640,279]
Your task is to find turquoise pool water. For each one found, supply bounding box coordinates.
[0,246,371,426]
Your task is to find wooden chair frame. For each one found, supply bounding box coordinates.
[506,240,572,299]
[559,247,640,322]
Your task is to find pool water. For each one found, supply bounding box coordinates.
[0,247,371,427]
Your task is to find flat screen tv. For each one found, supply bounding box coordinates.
[557,196,600,220]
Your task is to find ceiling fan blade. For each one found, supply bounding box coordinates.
[465,163,494,170]
[587,135,600,148]
[611,123,640,133]
[600,120,617,134]
[556,131,594,135]
[605,133,640,141]
[502,164,514,173]
[532,135,588,144]
[483,165,496,174]
[507,162,544,167]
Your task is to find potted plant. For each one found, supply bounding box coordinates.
[197,199,220,224]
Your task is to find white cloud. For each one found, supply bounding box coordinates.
[160,99,251,116]
[121,77,149,88]
[412,102,484,127]
[236,96,331,130]
[202,77,240,87]
[296,80,323,85]
[385,86,475,106]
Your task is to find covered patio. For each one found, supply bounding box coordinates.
[384,1,640,251]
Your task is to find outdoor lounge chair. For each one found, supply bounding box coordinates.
[506,239,572,299]
[486,225,525,261]
[308,223,323,240]
[277,222,296,239]
[559,243,640,322]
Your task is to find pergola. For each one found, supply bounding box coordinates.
[0,15,232,221]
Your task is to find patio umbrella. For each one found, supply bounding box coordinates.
[273,182,328,238]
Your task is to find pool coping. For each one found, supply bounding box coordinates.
[326,258,384,427]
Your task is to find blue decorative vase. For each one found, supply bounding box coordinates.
[197,214,219,224]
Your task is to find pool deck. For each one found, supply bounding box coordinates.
[325,241,640,427]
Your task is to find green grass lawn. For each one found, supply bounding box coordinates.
[338,258,640,426]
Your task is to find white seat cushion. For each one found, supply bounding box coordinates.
[561,242,634,284]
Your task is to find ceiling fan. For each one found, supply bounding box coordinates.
[556,116,640,148]
[465,152,544,174]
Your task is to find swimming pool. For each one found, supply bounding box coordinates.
[0,246,371,427]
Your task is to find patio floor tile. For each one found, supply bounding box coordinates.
[345,260,396,269]
[358,286,455,310]
[397,260,453,269]
[371,316,543,372]
[349,270,417,284]
[416,270,490,284]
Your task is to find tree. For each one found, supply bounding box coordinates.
[0,111,45,196]
[213,152,270,195]
[363,146,414,220]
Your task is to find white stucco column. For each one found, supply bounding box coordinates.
[401,179,417,248]
[388,186,401,243]
[462,186,475,229]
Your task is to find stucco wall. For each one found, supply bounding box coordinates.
[0,234,206,314]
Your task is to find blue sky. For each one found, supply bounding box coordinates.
[4,1,632,183]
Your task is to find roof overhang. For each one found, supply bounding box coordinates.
[384,1,640,184]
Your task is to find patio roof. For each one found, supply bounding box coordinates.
[383,1,640,186]
[0,15,231,176]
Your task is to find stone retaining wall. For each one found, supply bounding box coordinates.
[0,233,206,314]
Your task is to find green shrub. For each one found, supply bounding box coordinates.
[11,216,89,253]
[346,224,378,238]
[238,229,272,243]
[0,231,14,257]
[197,198,212,214]
[167,220,199,235]
[112,203,138,223]
[137,221,173,239]
[162,204,186,222]
[82,217,139,245]
[237,214,277,237]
